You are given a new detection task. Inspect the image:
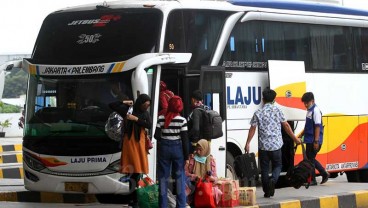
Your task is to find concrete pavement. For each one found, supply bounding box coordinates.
[1,137,368,207]
[0,177,367,207]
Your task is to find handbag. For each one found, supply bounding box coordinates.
[145,130,153,153]
[136,175,159,208]
[194,177,216,208]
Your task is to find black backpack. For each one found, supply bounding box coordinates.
[199,108,223,139]
[286,144,314,189]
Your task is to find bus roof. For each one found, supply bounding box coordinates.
[229,0,368,17]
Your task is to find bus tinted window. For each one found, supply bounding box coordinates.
[221,20,355,72]
[164,10,231,72]
[353,28,368,71]
[310,25,352,71]
[32,9,162,65]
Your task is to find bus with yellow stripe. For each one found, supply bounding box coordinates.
[3,0,368,195]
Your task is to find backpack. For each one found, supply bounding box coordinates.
[105,112,124,142]
[286,144,314,189]
[286,159,313,189]
[199,108,223,139]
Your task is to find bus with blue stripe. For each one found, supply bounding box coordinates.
[3,0,368,195]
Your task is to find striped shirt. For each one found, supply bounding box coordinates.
[156,115,188,140]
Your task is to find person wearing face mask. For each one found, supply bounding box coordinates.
[298,92,330,186]
[185,139,219,205]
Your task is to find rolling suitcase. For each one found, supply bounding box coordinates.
[234,153,258,187]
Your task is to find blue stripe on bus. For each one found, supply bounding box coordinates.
[36,66,40,75]
[107,63,115,73]
[229,0,368,17]
[230,36,235,51]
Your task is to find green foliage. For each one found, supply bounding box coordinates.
[0,119,11,132]
[0,102,21,113]
[3,68,28,98]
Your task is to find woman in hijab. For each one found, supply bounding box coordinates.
[185,139,218,205]
[154,95,189,208]
[120,94,152,207]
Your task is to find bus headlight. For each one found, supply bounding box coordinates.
[23,151,46,171]
[106,160,120,172]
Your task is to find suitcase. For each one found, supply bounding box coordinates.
[234,153,258,187]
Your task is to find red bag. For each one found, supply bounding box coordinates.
[194,178,216,208]
[145,131,153,153]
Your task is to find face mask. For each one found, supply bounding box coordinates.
[194,154,207,164]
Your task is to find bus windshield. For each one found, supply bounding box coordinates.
[32,8,162,65]
[25,72,133,139]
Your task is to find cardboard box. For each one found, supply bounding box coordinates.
[216,179,239,207]
[239,187,256,206]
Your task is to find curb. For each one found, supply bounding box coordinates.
[257,190,368,208]
[0,153,22,164]
[0,144,22,153]
[0,167,23,179]
[0,191,97,203]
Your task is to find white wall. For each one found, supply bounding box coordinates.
[0,113,23,137]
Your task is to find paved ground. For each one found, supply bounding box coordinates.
[1,137,368,207]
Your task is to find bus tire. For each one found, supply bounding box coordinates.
[346,170,361,182]
[358,169,368,182]
[226,151,237,179]
[329,172,338,179]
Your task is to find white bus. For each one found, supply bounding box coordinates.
[5,0,368,195]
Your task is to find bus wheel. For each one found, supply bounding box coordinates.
[226,151,237,180]
[329,172,338,179]
[346,170,361,182]
[358,169,368,182]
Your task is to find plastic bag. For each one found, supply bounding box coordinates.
[105,112,124,142]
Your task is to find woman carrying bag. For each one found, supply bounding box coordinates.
[120,94,152,207]
[154,95,189,208]
[185,139,221,206]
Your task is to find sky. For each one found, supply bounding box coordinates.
[1,0,368,55]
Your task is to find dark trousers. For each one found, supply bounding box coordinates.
[259,149,282,194]
[157,139,186,208]
[306,143,327,181]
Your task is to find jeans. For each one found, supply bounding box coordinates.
[306,143,326,181]
[259,149,282,194]
[157,139,186,208]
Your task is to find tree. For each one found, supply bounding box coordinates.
[3,68,27,98]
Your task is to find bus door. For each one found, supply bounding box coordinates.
[200,66,227,177]
[268,60,308,166]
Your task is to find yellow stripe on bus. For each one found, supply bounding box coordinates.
[116,62,125,72]
[30,64,37,75]
[112,62,123,73]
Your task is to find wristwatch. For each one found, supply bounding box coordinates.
[314,140,319,144]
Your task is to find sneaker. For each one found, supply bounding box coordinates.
[310,180,318,186]
[321,172,330,184]
[269,179,275,197]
